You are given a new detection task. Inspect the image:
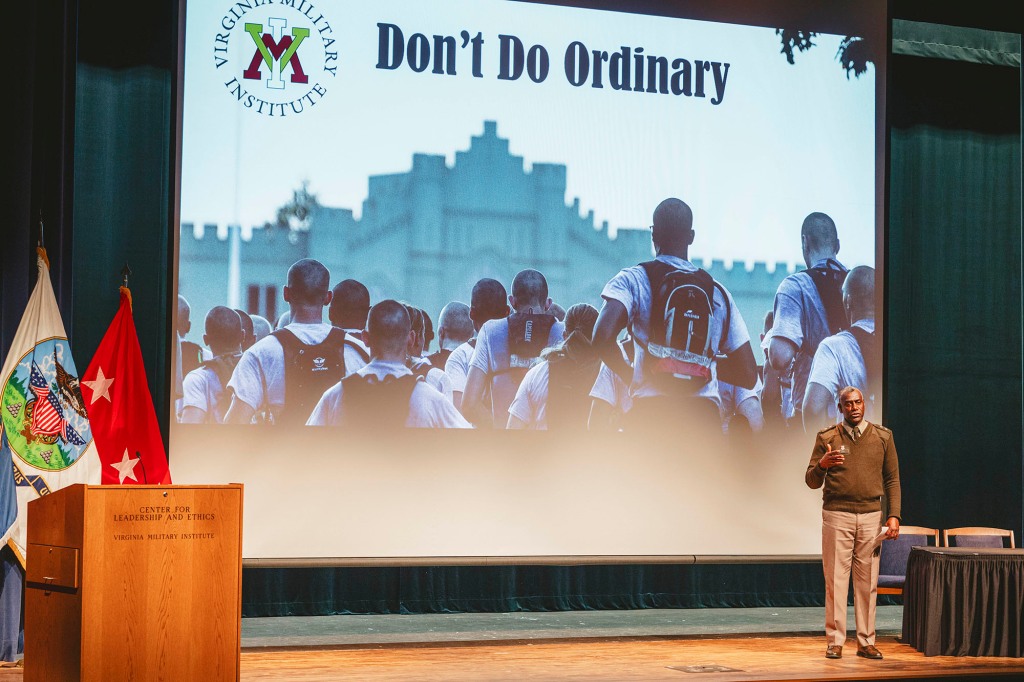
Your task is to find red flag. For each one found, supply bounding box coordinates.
[81,287,171,485]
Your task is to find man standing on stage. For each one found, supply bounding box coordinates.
[805,386,901,660]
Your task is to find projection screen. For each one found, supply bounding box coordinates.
[171,0,887,562]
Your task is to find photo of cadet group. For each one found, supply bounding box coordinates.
[175,199,878,436]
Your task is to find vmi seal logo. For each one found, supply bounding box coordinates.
[1,339,92,473]
[214,0,338,117]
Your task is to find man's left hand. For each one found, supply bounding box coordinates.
[885,516,900,539]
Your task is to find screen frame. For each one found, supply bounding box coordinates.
[168,0,889,567]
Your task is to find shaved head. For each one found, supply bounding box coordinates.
[420,308,434,348]
[367,300,412,357]
[801,212,839,263]
[437,302,473,348]
[205,306,242,354]
[843,265,875,323]
[329,279,370,329]
[286,258,331,307]
[177,295,191,336]
[470,278,509,330]
[511,269,549,309]
[651,198,694,256]
[250,315,272,343]
[234,309,255,350]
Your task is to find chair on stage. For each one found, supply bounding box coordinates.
[943,527,1016,548]
[878,525,940,596]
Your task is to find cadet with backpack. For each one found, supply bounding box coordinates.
[592,198,758,434]
[762,212,849,429]
[508,303,601,430]
[803,266,879,430]
[307,300,471,428]
[405,304,454,402]
[179,306,244,424]
[445,279,509,411]
[462,269,565,428]
[224,258,368,426]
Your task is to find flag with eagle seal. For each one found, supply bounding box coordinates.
[0,248,101,563]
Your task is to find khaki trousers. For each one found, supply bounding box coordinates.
[821,509,882,648]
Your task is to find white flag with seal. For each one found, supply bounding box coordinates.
[0,248,101,563]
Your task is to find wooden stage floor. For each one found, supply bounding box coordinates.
[236,635,1024,681]
[3,607,1022,680]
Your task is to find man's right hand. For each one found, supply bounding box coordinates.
[818,445,846,469]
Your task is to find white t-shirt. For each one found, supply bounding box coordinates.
[469,315,565,428]
[806,319,876,423]
[589,342,633,413]
[227,322,367,416]
[601,255,749,406]
[718,375,763,432]
[306,359,471,428]
[445,341,474,394]
[508,362,549,429]
[342,328,371,363]
[761,258,847,414]
[180,366,227,424]
[411,357,454,402]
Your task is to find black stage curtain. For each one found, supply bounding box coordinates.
[242,564,827,617]
[887,44,1022,536]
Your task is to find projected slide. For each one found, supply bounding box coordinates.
[174,0,884,559]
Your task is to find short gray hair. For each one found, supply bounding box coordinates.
[837,386,862,403]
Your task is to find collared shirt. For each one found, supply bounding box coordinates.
[843,419,867,440]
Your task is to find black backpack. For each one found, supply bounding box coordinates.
[425,348,452,370]
[272,327,348,426]
[339,373,421,429]
[200,352,242,422]
[637,260,729,383]
[805,259,848,343]
[848,326,880,405]
[493,313,556,383]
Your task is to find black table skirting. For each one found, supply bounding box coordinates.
[902,546,1024,657]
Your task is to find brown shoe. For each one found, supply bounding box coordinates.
[857,645,883,660]
[825,645,843,659]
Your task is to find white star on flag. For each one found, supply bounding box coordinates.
[83,367,114,404]
[110,448,140,484]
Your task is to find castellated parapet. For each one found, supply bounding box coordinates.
[178,122,795,359]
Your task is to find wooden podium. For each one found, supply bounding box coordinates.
[24,484,243,681]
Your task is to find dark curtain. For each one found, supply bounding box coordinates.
[2,0,77,359]
[242,563,827,616]
[69,1,177,434]
[887,54,1022,535]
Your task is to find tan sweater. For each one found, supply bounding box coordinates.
[805,422,901,519]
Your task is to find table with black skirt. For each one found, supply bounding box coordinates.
[902,546,1024,657]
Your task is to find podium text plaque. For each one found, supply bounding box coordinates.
[24,484,243,681]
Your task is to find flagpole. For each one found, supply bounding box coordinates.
[121,263,132,289]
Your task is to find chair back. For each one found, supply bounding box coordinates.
[880,533,933,576]
[943,527,1016,549]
